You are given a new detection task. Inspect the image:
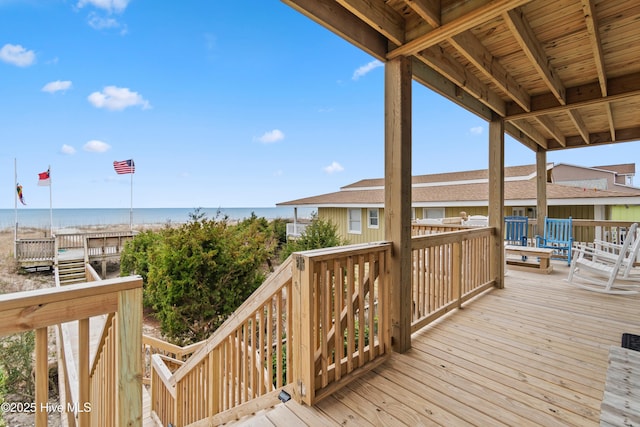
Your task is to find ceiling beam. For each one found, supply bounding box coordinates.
[411,57,493,122]
[282,0,388,61]
[579,0,617,144]
[504,8,566,105]
[403,0,440,28]
[387,0,532,59]
[535,116,566,147]
[547,126,640,150]
[511,119,548,149]
[567,109,590,144]
[505,72,640,120]
[449,30,530,112]
[580,0,606,97]
[336,0,406,46]
[418,46,506,116]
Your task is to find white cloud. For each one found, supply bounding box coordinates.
[255,129,284,144]
[77,0,130,13]
[470,126,484,135]
[352,60,383,80]
[87,86,151,111]
[83,140,111,152]
[42,80,72,94]
[323,161,344,174]
[60,144,76,155]
[88,13,120,30]
[0,44,36,67]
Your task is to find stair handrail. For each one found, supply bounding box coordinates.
[172,255,293,382]
[151,256,294,425]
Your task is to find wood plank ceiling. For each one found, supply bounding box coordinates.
[281,0,640,152]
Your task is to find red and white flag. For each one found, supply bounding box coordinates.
[38,168,51,186]
[113,159,135,174]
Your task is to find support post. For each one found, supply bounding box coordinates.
[384,56,412,353]
[35,327,48,427]
[116,287,143,426]
[291,253,314,405]
[78,318,90,426]
[536,150,548,223]
[488,116,505,289]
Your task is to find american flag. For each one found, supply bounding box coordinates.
[113,159,135,174]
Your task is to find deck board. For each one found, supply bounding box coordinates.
[229,261,640,426]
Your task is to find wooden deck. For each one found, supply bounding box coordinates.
[229,262,640,426]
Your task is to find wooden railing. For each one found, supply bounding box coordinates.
[150,242,393,426]
[56,230,137,251]
[411,227,495,332]
[142,335,204,385]
[0,275,143,427]
[292,242,392,405]
[14,237,55,266]
[151,256,295,426]
[15,231,136,268]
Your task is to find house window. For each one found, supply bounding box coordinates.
[348,208,362,234]
[512,207,526,217]
[423,208,445,219]
[368,209,379,229]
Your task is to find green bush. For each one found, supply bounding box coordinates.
[122,211,278,345]
[0,331,35,401]
[0,365,6,427]
[280,215,348,260]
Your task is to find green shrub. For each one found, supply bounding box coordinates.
[0,331,35,401]
[122,211,278,345]
[280,215,348,260]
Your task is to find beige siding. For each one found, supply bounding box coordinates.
[548,205,594,220]
[318,207,385,244]
[320,204,605,243]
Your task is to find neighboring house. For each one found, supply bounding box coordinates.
[277,163,640,244]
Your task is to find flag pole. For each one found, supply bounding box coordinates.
[48,165,53,237]
[129,167,133,231]
[14,158,18,257]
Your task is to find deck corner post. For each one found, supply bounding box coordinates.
[116,285,143,426]
[488,115,505,289]
[385,55,413,353]
[291,253,314,405]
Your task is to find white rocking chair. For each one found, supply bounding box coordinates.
[567,223,640,295]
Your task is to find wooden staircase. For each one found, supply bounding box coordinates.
[57,257,86,285]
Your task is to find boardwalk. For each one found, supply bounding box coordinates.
[229,262,639,426]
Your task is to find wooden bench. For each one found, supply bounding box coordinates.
[504,245,555,274]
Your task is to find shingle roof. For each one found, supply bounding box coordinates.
[278,164,640,207]
[342,164,542,189]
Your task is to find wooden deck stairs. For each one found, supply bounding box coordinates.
[57,257,87,285]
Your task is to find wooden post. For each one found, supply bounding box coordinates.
[385,56,412,353]
[291,253,314,405]
[452,242,462,309]
[78,318,90,426]
[116,287,143,426]
[35,327,48,427]
[536,150,548,222]
[488,116,505,289]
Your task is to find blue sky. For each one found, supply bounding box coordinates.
[1,0,638,209]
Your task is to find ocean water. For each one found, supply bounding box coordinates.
[0,207,316,230]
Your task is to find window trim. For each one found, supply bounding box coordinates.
[368,208,379,229]
[348,208,362,234]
